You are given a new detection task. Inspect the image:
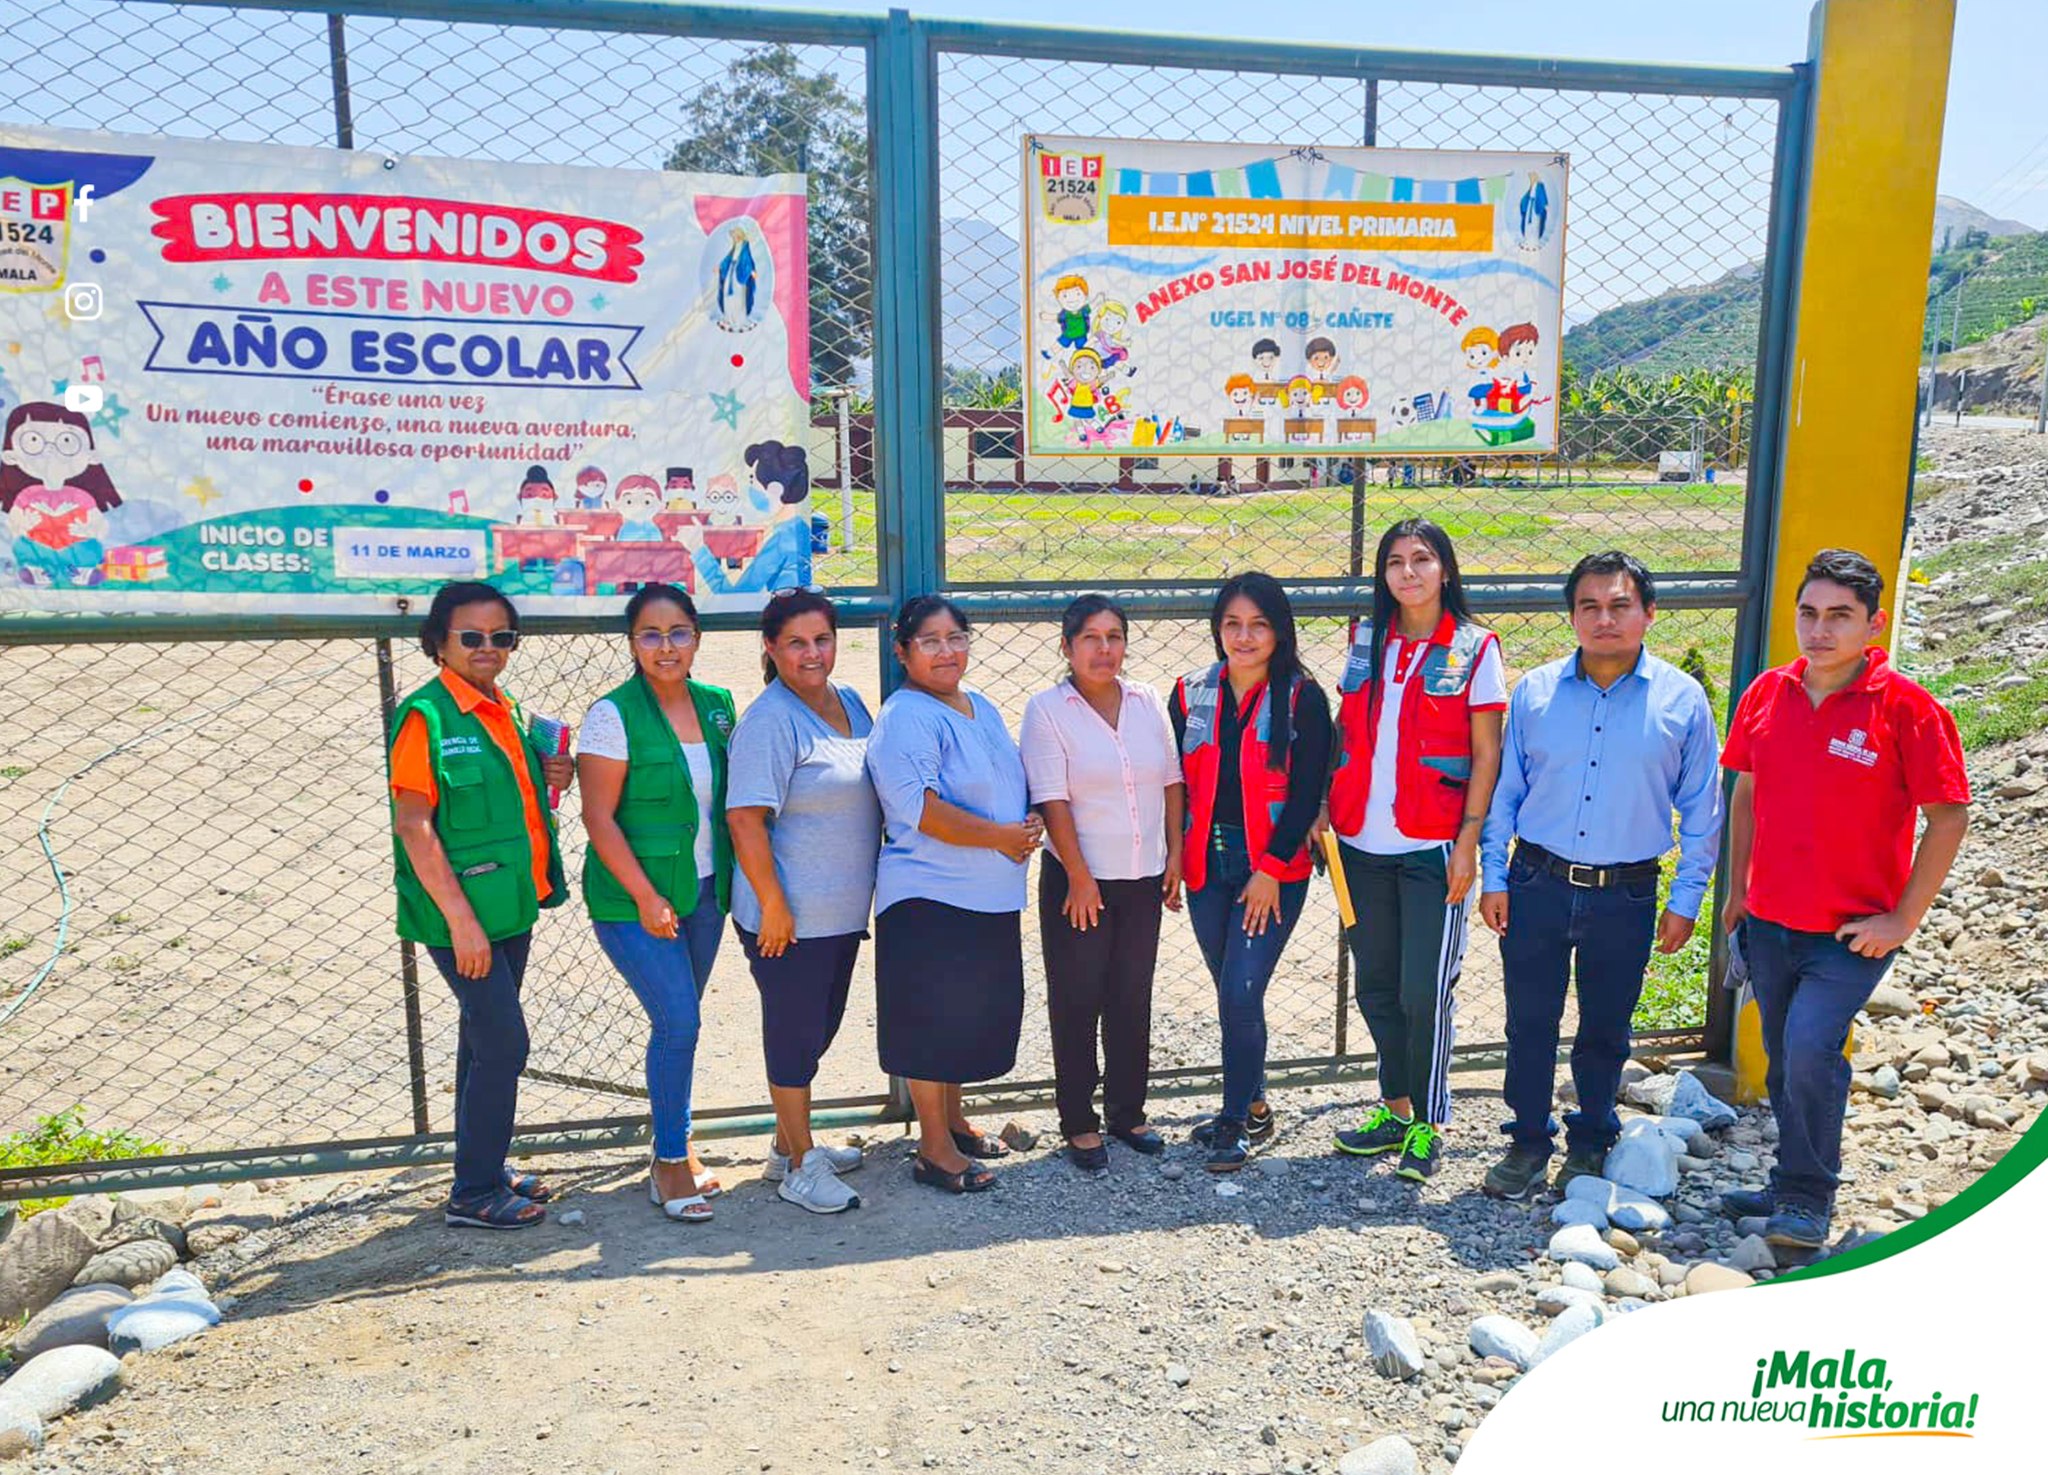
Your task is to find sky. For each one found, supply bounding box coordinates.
[824,0,2045,230]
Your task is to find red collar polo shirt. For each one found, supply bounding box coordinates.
[1720,645,1971,934]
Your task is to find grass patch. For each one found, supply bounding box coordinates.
[0,765,27,781]
[1634,863,1712,1033]
[0,1107,169,1217]
[1915,535,2048,747]
[0,937,28,959]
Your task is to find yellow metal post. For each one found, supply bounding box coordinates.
[1738,0,1957,1103]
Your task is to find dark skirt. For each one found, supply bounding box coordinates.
[875,898,1024,1084]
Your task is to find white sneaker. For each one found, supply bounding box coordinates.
[765,1142,865,1181]
[777,1148,862,1214]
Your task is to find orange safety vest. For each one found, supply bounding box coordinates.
[1329,611,1498,842]
[1176,662,1314,894]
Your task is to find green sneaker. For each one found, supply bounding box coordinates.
[1482,1146,1550,1201]
[1550,1146,1607,1194]
[1333,1103,1412,1157]
[1394,1122,1441,1183]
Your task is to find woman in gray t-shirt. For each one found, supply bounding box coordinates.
[726,590,882,1215]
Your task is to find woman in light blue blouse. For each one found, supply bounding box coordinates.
[866,595,1041,1194]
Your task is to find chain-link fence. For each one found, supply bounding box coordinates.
[1,0,1798,1195]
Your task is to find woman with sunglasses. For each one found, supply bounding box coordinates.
[867,595,1040,1194]
[726,588,881,1214]
[578,582,736,1223]
[1171,571,1332,1173]
[389,582,573,1230]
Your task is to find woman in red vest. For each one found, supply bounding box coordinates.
[1170,572,1332,1172]
[1327,519,1504,1181]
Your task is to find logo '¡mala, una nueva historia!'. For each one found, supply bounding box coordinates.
[1661,1348,1981,1439]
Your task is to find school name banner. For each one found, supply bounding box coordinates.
[1021,135,1568,459]
[0,125,814,616]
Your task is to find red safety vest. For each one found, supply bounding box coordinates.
[1176,663,1314,893]
[1328,611,1498,842]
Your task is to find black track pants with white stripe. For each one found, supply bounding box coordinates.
[1341,841,1470,1126]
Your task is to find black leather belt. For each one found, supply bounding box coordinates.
[1517,842,1661,890]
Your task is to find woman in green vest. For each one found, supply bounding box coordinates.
[389,582,572,1231]
[578,582,736,1223]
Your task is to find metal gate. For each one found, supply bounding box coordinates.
[0,0,1806,1198]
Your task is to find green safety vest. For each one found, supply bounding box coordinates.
[388,676,566,947]
[582,673,735,923]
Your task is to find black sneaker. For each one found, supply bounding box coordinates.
[1333,1103,1413,1157]
[1394,1122,1441,1183]
[1482,1146,1551,1201]
[1550,1146,1607,1194]
[1720,1186,1773,1220]
[1203,1119,1250,1173]
[1763,1203,1829,1250]
[1246,1101,1276,1142]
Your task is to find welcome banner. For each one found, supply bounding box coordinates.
[0,125,812,615]
[1021,135,1568,459]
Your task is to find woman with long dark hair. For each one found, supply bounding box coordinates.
[726,588,882,1214]
[1021,594,1185,1172]
[1327,519,1504,1180]
[578,583,735,1223]
[1170,571,1332,1172]
[867,595,1040,1193]
[388,582,573,1229]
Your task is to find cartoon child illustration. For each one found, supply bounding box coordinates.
[1497,323,1541,402]
[717,225,759,324]
[1092,300,1133,374]
[1285,375,1315,413]
[0,402,122,588]
[1304,336,1340,386]
[1251,337,1283,383]
[700,472,742,522]
[1462,327,1501,415]
[1334,376,1370,414]
[684,441,813,596]
[664,466,695,511]
[1224,373,1256,414]
[1064,348,1106,423]
[1043,274,1095,352]
[611,474,666,541]
[517,465,558,525]
[574,466,608,511]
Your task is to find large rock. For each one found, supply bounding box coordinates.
[97,1215,188,1261]
[1532,1302,1603,1366]
[9,1284,134,1360]
[109,1187,192,1227]
[1603,1120,1680,1197]
[1864,983,1918,1018]
[1363,1309,1424,1381]
[1559,1260,1605,1294]
[1726,1235,1778,1272]
[1604,1266,1659,1300]
[1609,1195,1672,1233]
[1548,1223,1620,1271]
[1535,1284,1604,1317]
[1641,1113,1706,1148]
[0,1210,98,1325]
[1338,1435,1420,1475]
[1550,1199,1608,1230]
[73,1237,178,1291]
[1467,1315,1539,1370]
[1622,1072,1680,1113]
[0,1404,42,1460]
[1685,1263,1755,1296]
[1668,1070,1739,1131]
[0,1345,122,1422]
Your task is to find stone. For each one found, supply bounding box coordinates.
[148,1268,208,1300]
[184,1223,250,1257]
[1165,1363,1191,1388]
[1605,1228,1641,1256]
[1736,1216,1769,1239]
[1976,866,2005,889]
[1865,984,1918,1018]
[1547,1224,1619,1271]
[1338,1435,1420,1475]
[1364,1310,1425,1381]
[556,1209,587,1228]
[998,1122,1037,1152]
[0,1405,42,1460]
[1609,1196,1671,1233]
[1668,1070,1739,1131]
[1550,1200,1607,1230]
[1603,1121,1679,1197]
[1467,1316,1538,1371]
[73,1237,178,1290]
[1559,1261,1605,1294]
[1684,1263,1756,1296]
[1603,1267,1658,1300]
[0,1345,121,1422]
[1473,1271,1521,1294]
[1726,1235,1777,1272]
[1159,1162,1184,1182]
[1531,1303,1602,1367]
[1622,1073,1680,1113]
[1534,1285,1604,1317]
[9,1284,134,1360]
[109,1188,191,1226]
[1655,1261,1688,1289]
[97,1215,189,1260]
[1256,1156,1292,1179]
[0,1210,99,1325]
[1641,1113,1705,1148]
[107,1294,221,1354]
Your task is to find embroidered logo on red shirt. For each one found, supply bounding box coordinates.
[1827,726,1878,768]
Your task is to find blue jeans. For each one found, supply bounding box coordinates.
[594,886,724,1158]
[1498,851,1657,1156]
[1187,825,1309,1122]
[1747,917,1894,1215]
[425,930,533,1199]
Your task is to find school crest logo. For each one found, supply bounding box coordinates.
[0,178,72,292]
[1827,726,1878,768]
[1038,151,1103,225]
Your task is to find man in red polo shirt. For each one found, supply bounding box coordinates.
[1718,548,1971,1250]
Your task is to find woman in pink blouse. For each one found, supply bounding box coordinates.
[1020,595,1187,1173]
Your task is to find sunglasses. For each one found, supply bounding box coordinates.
[455,630,519,650]
[634,628,699,650]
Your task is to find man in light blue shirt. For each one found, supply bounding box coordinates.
[1476,550,1724,1200]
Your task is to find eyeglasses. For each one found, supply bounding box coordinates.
[770,584,826,599]
[634,628,699,651]
[455,630,519,650]
[910,632,972,655]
